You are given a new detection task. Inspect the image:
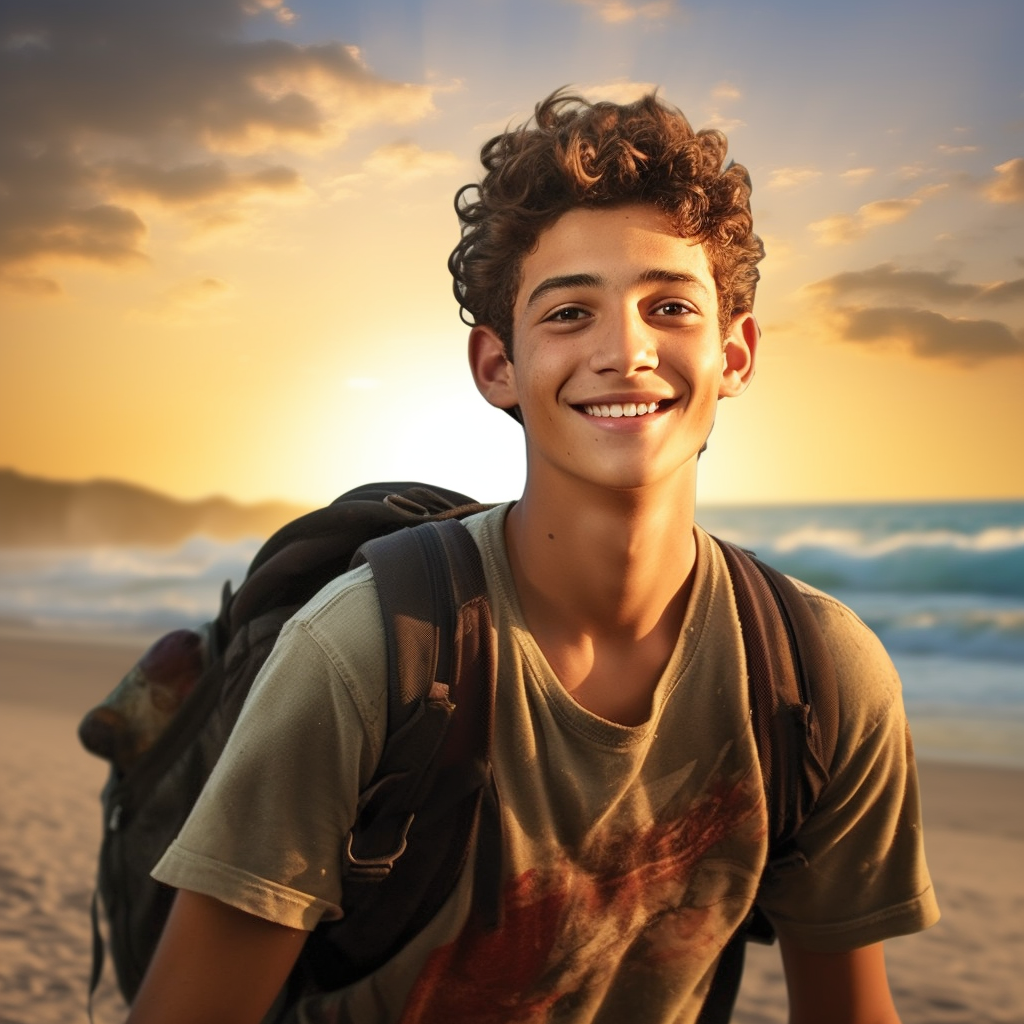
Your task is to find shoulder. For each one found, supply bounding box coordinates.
[289,563,384,670]
[745,564,939,949]
[459,501,513,553]
[245,563,388,758]
[456,502,518,607]
[788,574,893,678]
[701,531,904,758]
[786,574,903,740]
[269,504,511,700]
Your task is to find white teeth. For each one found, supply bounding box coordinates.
[583,401,660,418]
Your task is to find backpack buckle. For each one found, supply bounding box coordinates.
[383,492,434,517]
[344,813,415,880]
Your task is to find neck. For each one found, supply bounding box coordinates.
[504,472,699,725]
[506,471,699,640]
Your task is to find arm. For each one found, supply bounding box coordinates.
[759,594,938,1021]
[126,889,308,1024]
[779,936,901,1024]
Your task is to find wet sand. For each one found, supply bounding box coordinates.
[1,630,1021,1023]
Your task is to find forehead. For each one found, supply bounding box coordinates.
[515,204,716,311]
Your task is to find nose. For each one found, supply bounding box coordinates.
[588,307,659,376]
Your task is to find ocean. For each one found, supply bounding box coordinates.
[1,500,1021,769]
[696,501,1024,770]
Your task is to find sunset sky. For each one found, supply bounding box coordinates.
[2,0,1022,507]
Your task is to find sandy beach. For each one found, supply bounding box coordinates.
[1,630,1021,1024]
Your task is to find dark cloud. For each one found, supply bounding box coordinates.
[981,278,1024,304]
[838,306,1024,364]
[105,161,301,206]
[809,263,1024,307]
[806,263,1024,363]
[0,0,434,292]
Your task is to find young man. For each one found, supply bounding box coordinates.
[128,91,939,1024]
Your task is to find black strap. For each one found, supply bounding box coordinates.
[718,540,837,848]
[363,518,502,925]
[87,891,104,1023]
[307,518,501,987]
[360,517,495,781]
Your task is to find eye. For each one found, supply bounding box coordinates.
[544,305,590,323]
[651,301,696,318]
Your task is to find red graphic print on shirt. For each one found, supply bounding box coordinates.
[398,771,760,1024]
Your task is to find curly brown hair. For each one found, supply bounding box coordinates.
[448,88,764,353]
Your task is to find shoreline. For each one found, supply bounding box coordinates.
[2,632,1022,1023]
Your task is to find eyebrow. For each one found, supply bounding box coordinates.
[524,269,711,310]
[525,273,601,309]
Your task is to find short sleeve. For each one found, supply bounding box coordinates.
[755,588,940,952]
[153,568,389,930]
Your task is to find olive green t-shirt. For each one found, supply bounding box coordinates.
[154,504,938,1024]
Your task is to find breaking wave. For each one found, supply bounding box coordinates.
[2,501,1023,669]
[699,501,1024,665]
[0,535,259,636]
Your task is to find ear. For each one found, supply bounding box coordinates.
[718,312,759,399]
[468,325,519,411]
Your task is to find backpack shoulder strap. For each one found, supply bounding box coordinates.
[716,539,838,850]
[697,537,839,1024]
[362,516,495,739]
[307,517,501,988]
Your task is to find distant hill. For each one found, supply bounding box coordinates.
[0,468,313,547]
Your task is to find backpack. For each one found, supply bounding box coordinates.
[79,481,837,1023]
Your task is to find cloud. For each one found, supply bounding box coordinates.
[811,205,917,243]
[712,82,741,101]
[861,197,923,225]
[937,143,979,155]
[241,0,296,24]
[579,81,660,106]
[898,163,930,180]
[364,143,463,182]
[324,172,368,202]
[984,158,1024,203]
[805,263,1024,364]
[0,0,436,291]
[168,276,231,304]
[131,276,232,324]
[3,196,149,270]
[105,160,303,207]
[810,191,934,244]
[476,81,661,135]
[570,0,675,24]
[0,272,62,297]
[702,113,746,133]
[767,167,822,190]
[911,183,949,201]
[840,167,875,184]
[703,80,746,131]
[837,306,1024,364]
[808,263,1024,307]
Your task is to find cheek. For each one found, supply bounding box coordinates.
[514,350,564,402]
[684,349,727,409]
[700,345,727,382]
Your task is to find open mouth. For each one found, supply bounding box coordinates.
[579,398,676,419]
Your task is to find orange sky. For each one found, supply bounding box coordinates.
[2,0,1022,507]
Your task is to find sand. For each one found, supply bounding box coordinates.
[1,630,1022,1024]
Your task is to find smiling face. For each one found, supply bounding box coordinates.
[470,203,758,499]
